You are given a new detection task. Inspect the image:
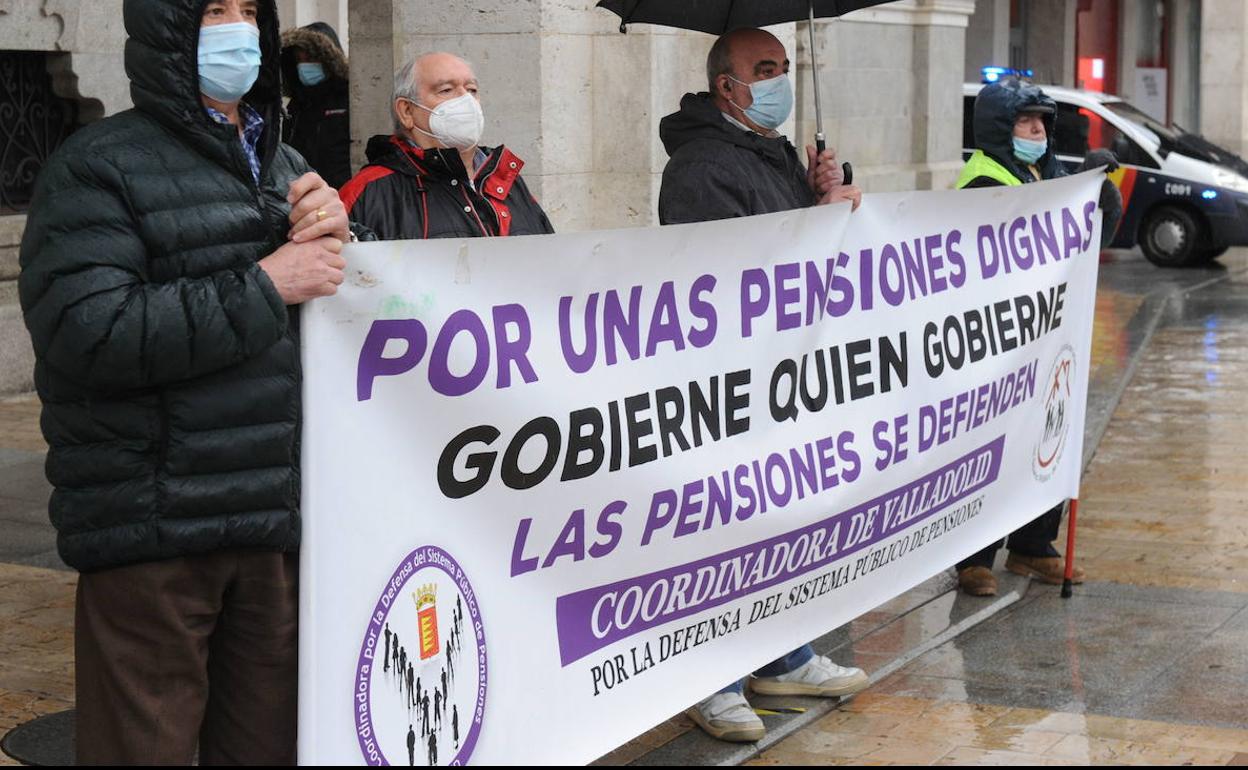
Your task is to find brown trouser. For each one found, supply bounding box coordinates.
[75,550,298,765]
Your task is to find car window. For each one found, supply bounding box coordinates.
[1055,102,1158,168]
[1054,103,1090,157]
[1080,108,1124,154]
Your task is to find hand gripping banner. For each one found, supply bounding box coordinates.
[299,172,1104,764]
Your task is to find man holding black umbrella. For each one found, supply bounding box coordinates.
[659,28,859,225]
[657,27,867,743]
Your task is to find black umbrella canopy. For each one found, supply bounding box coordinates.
[597,0,897,172]
[597,0,893,34]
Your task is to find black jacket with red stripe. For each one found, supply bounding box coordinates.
[339,134,554,240]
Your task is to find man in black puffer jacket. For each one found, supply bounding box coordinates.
[18,0,351,763]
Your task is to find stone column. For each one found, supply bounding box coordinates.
[0,216,30,394]
[964,0,1011,82]
[347,0,396,173]
[1118,0,1143,103]
[1200,0,1248,156]
[795,0,975,193]
[1,0,131,394]
[1168,0,1200,132]
[1024,0,1077,87]
[278,0,350,50]
[6,0,130,118]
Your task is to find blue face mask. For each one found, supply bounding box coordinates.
[1013,136,1048,165]
[729,73,793,131]
[198,22,262,103]
[297,62,326,87]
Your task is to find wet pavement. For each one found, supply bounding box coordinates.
[0,396,72,768]
[744,247,1248,766]
[2,248,1247,765]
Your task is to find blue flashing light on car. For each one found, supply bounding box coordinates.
[982,66,1034,84]
[1202,189,1218,200]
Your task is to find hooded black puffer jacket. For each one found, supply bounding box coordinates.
[281,22,352,188]
[658,92,813,224]
[18,0,310,571]
[966,77,1067,187]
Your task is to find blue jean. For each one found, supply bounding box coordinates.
[716,644,814,695]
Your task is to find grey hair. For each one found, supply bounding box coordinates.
[392,57,421,133]
[706,35,735,93]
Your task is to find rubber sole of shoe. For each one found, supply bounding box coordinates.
[685,707,765,743]
[959,582,999,597]
[749,669,870,698]
[1005,560,1086,585]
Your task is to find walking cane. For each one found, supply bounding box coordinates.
[1061,498,1078,598]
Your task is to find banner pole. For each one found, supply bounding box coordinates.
[1061,498,1079,598]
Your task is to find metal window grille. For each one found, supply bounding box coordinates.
[1,52,79,213]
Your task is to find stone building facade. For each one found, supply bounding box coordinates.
[1,0,132,393]
[964,0,1246,157]
[4,0,1248,394]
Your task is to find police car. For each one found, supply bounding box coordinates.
[963,77,1248,267]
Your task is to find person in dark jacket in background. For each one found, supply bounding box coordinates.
[18,0,350,762]
[281,21,352,188]
[339,52,554,239]
[957,76,1122,240]
[657,27,865,746]
[953,77,1121,598]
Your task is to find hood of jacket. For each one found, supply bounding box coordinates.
[124,0,284,177]
[972,77,1063,181]
[280,22,349,98]
[660,92,794,168]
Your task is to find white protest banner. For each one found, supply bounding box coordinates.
[299,171,1104,765]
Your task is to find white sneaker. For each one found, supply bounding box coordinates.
[686,691,765,743]
[749,655,869,697]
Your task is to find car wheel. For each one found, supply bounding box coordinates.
[1140,205,1201,267]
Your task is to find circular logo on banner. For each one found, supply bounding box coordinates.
[354,546,486,766]
[1034,345,1076,481]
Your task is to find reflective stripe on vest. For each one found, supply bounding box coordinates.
[955,150,1022,189]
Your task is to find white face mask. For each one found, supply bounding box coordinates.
[404,93,485,150]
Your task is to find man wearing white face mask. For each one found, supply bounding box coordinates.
[656,28,869,744]
[339,52,554,240]
[19,0,355,762]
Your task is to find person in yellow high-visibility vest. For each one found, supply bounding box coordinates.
[954,77,1121,598]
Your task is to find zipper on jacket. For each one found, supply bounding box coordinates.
[460,186,494,237]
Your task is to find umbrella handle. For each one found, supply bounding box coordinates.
[815,135,853,185]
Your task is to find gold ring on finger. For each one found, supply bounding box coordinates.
[316,209,328,221]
